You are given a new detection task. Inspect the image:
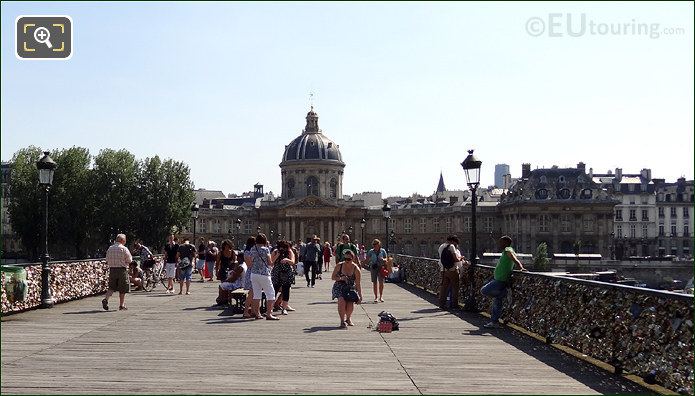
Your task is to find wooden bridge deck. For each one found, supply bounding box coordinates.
[1,273,652,394]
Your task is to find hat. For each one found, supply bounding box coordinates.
[342,249,355,257]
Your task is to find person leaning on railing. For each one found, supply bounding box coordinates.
[481,235,526,329]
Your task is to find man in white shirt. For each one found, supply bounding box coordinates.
[438,235,466,310]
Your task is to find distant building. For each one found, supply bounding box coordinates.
[494,164,510,188]
[1,162,22,257]
[654,177,694,258]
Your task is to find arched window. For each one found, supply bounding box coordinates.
[329,178,337,199]
[558,188,571,199]
[286,178,295,198]
[306,176,319,196]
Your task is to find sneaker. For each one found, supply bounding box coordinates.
[379,298,384,302]
[281,309,288,315]
[483,321,502,329]
[307,282,310,288]
[118,306,128,311]
[285,306,296,312]
[311,285,315,288]
[101,298,109,311]
[185,291,191,295]
[338,322,347,329]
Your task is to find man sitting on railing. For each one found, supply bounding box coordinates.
[481,235,526,328]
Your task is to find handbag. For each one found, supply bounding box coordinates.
[379,266,389,278]
[341,282,360,302]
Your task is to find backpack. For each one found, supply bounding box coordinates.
[441,244,456,269]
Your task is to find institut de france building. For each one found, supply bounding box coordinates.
[184,107,645,260]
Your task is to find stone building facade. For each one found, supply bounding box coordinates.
[655,177,694,258]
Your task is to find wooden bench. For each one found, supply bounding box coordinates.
[228,289,267,314]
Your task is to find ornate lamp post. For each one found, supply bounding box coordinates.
[389,230,396,254]
[270,229,275,242]
[235,218,242,242]
[37,151,57,309]
[360,218,366,246]
[257,225,261,234]
[382,201,391,254]
[191,202,199,245]
[348,226,353,242]
[461,149,482,312]
[610,232,615,260]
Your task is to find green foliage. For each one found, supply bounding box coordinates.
[7,146,195,259]
[533,242,550,271]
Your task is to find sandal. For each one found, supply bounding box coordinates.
[338,322,347,329]
[118,306,128,311]
[254,315,264,320]
[346,319,354,326]
[266,315,280,321]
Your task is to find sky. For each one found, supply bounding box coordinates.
[1,1,693,198]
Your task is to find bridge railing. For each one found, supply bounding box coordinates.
[395,254,694,395]
[1,255,164,315]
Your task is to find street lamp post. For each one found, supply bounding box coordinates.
[37,151,57,309]
[270,229,275,242]
[390,230,396,254]
[235,218,242,243]
[610,232,615,260]
[257,225,261,234]
[382,201,391,254]
[191,202,199,245]
[360,218,366,246]
[348,226,353,242]
[461,149,482,312]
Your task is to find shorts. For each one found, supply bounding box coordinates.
[178,266,192,282]
[108,267,130,293]
[250,273,275,301]
[165,263,177,279]
[371,267,385,283]
[196,259,206,270]
[220,281,243,291]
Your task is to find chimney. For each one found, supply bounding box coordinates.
[577,162,586,173]
[522,163,531,179]
[640,168,652,182]
[589,167,594,178]
[615,168,623,181]
[450,196,459,204]
[503,174,512,189]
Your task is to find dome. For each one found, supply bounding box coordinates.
[281,107,344,164]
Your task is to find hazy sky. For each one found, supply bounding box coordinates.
[2,2,693,197]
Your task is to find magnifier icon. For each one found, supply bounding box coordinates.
[33,27,53,49]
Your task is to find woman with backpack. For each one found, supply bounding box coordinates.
[366,239,388,303]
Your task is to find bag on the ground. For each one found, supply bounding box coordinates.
[377,311,400,331]
[441,244,456,269]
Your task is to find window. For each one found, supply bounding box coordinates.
[464,217,471,232]
[404,218,412,234]
[580,189,592,199]
[642,224,648,238]
[615,209,623,221]
[666,194,672,202]
[629,209,637,221]
[200,219,207,233]
[628,184,635,192]
[390,218,396,232]
[677,193,683,202]
[419,218,427,233]
[659,225,664,236]
[658,207,665,218]
[671,207,677,218]
[213,219,220,234]
[641,196,649,205]
[329,178,337,199]
[243,220,253,235]
[445,217,452,233]
[629,197,636,205]
[558,176,565,183]
[484,217,494,233]
[558,188,571,199]
[535,189,548,199]
[539,215,550,232]
[372,218,379,233]
[583,215,594,232]
[617,225,623,237]
[684,207,689,218]
[671,225,677,236]
[629,224,636,238]
[433,218,440,233]
[306,176,319,196]
[641,210,649,221]
[560,214,571,232]
[539,176,547,184]
[684,225,690,237]
[286,178,295,198]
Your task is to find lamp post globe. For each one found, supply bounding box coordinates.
[460,149,482,312]
[382,201,391,254]
[37,151,57,309]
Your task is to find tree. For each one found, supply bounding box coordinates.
[533,242,550,271]
[8,146,44,260]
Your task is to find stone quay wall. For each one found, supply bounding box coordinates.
[396,254,694,395]
[1,256,164,314]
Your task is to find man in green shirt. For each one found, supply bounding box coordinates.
[481,235,526,329]
[335,234,360,266]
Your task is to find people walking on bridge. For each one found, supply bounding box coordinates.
[216,240,236,282]
[205,241,219,282]
[331,249,363,328]
[438,235,465,310]
[481,235,526,328]
[367,239,388,303]
[242,236,256,318]
[336,234,360,267]
[177,237,196,295]
[196,238,207,282]
[323,242,333,272]
[163,234,179,294]
[271,240,296,315]
[248,233,280,320]
[102,234,133,311]
[303,235,323,288]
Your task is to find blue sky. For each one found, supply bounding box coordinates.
[2,2,693,197]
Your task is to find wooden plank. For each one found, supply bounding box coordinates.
[2,275,651,394]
